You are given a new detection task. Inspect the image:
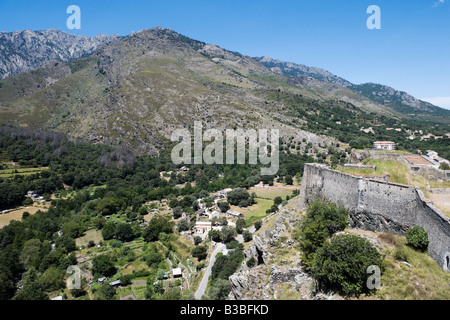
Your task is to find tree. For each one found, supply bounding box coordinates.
[208,229,221,242]
[220,226,237,243]
[406,226,429,252]
[19,239,43,269]
[145,251,163,269]
[39,267,65,292]
[439,162,450,170]
[227,189,250,206]
[192,246,208,261]
[298,200,349,268]
[173,206,183,219]
[236,218,246,234]
[207,279,231,300]
[274,196,283,205]
[194,236,202,246]
[142,216,174,242]
[62,221,84,238]
[95,284,116,300]
[13,268,48,300]
[246,257,256,268]
[285,175,294,185]
[22,197,33,206]
[312,234,383,297]
[243,230,252,242]
[102,221,116,240]
[55,235,76,254]
[92,255,116,277]
[177,219,190,232]
[254,220,262,231]
[116,223,135,242]
[218,201,230,213]
[0,266,15,300]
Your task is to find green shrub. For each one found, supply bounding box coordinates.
[405,226,429,252]
[298,199,349,268]
[312,234,383,297]
[393,246,409,262]
[246,257,256,268]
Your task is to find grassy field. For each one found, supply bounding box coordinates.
[0,166,49,178]
[375,234,450,300]
[0,205,47,228]
[249,186,293,200]
[230,198,273,226]
[338,159,450,189]
[75,229,104,248]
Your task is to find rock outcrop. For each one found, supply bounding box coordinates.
[228,207,326,300]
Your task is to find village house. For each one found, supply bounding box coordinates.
[193,221,212,235]
[109,280,122,288]
[172,268,182,278]
[226,210,243,219]
[373,141,396,151]
[98,277,107,284]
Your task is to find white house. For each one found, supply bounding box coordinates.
[193,221,212,234]
[373,141,396,151]
[172,268,182,278]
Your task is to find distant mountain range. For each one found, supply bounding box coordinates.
[0,29,118,79]
[255,56,447,116]
[0,27,448,153]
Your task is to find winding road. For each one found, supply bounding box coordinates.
[193,225,258,299]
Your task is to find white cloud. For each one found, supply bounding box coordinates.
[433,0,445,7]
[421,97,450,110]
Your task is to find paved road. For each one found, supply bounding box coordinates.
[194,224,260,299]
[194,242,226,300]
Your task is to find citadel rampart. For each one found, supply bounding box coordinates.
[299,163,450,270]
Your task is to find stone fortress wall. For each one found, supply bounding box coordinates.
[299,163,450,271]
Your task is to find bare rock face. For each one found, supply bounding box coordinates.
[0,29,118,79]
[229,208,322,300]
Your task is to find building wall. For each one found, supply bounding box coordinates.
[299,164,450,270]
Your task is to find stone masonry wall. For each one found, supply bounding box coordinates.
[299,164,450,270]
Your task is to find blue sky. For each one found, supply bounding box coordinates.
[1,0,449,109]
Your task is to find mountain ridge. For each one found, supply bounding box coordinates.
[0,27,448,155]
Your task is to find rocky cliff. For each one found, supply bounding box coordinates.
[0,29,118,79]
[228,205,339,300]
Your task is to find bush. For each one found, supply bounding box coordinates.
[405,226,429,251]
[394,246,409,262]
[192,246,208,261]
[22,197,34,206]
[246,257,256,268]
[243,230,252,242]
[254,220,262,230]
[92,255,116,277]
[208,229,222,242]
[236,218,246,234]
[298,199,349,268]
[218,201,230,213]
[312,234,383,297]
[194,236,202,246]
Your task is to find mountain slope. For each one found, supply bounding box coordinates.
[0,28,340,154]
[0,27,448,155]
[256,56,450,120]
[0,29,118,79]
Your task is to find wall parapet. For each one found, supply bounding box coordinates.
[299,163,450,270]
